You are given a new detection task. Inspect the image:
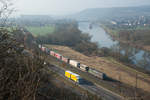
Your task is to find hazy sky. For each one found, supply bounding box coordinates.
[15,0,150,15]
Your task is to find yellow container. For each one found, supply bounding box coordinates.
[71,73,80,82]
[65,71,81,83]
[65,71,72,78]
[71,74,77,82]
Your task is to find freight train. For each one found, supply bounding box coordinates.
[39,45,106,82]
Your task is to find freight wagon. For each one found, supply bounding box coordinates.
[38,45,107,81]
[69,60,80,68]
[61,56,70,63]
[50,51,55,56]
[55,53,62,60]
[88,68,106,80]
[65,70,82,83]
[80,64,89,72]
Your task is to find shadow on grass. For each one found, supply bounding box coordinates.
[104,76,120,83]
[79,78,94,86]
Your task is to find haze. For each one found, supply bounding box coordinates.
[15,0,150,15]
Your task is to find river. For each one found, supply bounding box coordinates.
[78,22,150,71]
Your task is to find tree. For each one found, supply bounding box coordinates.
[0,1,45,99]
[0,0,15,26]
[0,27,45,100]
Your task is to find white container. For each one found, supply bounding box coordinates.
[69,60,80,67]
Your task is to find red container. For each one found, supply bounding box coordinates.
[62,56,68,63]
[50,51,55,56]
[55,53,62,59]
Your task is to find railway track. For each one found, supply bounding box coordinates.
[47,64,124,100]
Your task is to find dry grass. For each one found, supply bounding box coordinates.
[45,44,150,93]
[143,45,150,51]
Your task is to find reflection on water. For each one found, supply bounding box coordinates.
[78,22,117,48]
[78,22,150,71]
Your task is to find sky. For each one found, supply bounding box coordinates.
[14,0,150,15]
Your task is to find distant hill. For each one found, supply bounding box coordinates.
[69,5,150,21]
[21,15,53,20]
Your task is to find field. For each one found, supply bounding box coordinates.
[102,25,150,51]
[26,26,55,37]
[45,44,150,94]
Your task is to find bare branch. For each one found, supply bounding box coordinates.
[0,0,15,26]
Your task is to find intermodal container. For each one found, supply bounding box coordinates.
[88,68,106,80]
[80,64,89,72]
[69,60,80,68]
[50,51,55,56]
[65,71,81,83]
[55,53,62,59]
[65,71,72,78]
[71,73,81,83]
[62,56,69,63]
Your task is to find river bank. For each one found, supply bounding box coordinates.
[101,25,150,52]
[78,22,150,72]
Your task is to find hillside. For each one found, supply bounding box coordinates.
[46,44,150,95]
[0,27,100,100]
[69,5,150,20]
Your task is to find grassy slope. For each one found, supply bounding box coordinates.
[26,26,55,37]
[45,44,150,93]
[42,59,101,100]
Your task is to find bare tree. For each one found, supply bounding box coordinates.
[0,0,15,26]
[0,27,46,100]
[0,1,46,99]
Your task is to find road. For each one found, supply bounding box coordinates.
[47,64,124,100]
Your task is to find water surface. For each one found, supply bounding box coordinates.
[78,22,150,71]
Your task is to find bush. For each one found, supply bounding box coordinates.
[0,28,44,100]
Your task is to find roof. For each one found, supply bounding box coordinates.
[65,71,80,77]
[71,73,80,77]
[66,70,73,74]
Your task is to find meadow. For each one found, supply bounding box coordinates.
[26,25,55,37]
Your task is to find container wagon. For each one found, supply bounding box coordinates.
[55,53,62,60]
[88,68,106,80]
[80,64,89,72]
[50,51,55,56]
[69,60,80,68]
[61,56,70,63]
[65,70,82,83]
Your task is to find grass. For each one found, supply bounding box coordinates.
[104,57,150,78]
[45,44,150,93]
[101,25,119,37]
[44,59,102,100]
[1,26,55,37]
[26,26,55,37]
[44,50,139,98]
[101,24,150,37]
[45,54,121,98]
